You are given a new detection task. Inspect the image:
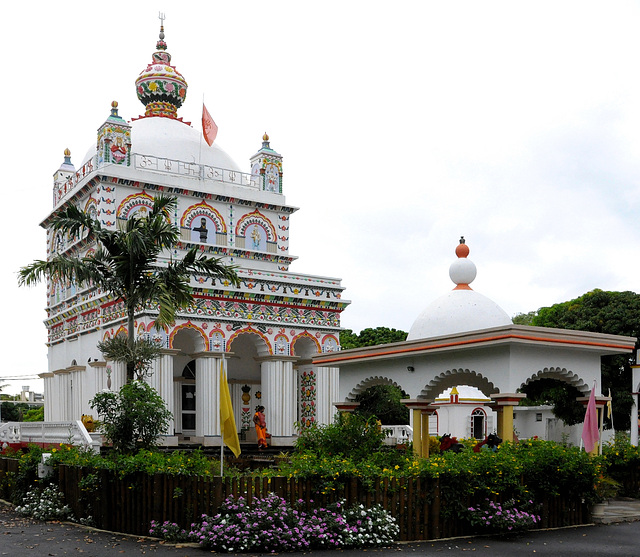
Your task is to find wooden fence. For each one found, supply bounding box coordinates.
[54,465,590,540]
[0,457,593,541]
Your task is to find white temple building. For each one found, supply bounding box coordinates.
[38,24,349,446]
[315,238,636,449]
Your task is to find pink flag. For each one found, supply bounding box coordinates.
[202,104,218,146]
[581,385,599,452]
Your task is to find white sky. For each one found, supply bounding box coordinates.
[3,1,640,395]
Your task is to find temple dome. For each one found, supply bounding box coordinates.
[130,117,241,171]
[407,238,512,340]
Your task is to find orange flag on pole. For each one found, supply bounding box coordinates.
[202,104,218,146]
[220,360,241,457]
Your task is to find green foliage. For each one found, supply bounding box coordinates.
[294,412,389,462]
[90,382,172,453]
[46,445,218,478]
[528,289,640,430]
[97,336,161,381]
[600,432,640,497]
[512,311,536,325]
[1,402,25,421]
[22,406,44,422]
[339,327,407,350]
[520,378,584,425]
[355,384,410,425]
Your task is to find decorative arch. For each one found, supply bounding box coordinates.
[346,376,406,402]
[291,332,321,357]
[227,326,272,356]
[235,210,276,252]
[145,322,169,348]
[117,191,154,220]
[209,328,226,352]
[181,201,226,232]
[274,333,290,356]
[114,325,128,338]
[470,407,487,439]
[84,197,98,220]
[170,322,207,351]
[520,367,589,395]
[321,334,339,353]
[420,369,499,401]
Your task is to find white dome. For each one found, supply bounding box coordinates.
[407,238,512,340]
[407,289,512,340]
[82,116,241,172]
[131,117,241,171]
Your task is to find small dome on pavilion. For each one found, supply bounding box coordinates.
[407,238,512,340]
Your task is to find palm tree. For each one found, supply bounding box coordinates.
[19,195,239,382]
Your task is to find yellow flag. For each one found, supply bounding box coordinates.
[607,388,613,420]
[220,361,241,457]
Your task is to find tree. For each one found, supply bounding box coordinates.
[355,384,410,425]
[340,327,408,350]
[19,195,239,382]
[527,289,640,430]
[520,379,584,426]
[90,381,172,453]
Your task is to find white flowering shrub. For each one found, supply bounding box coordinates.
[15,485,74,522]
[342,503,400,546]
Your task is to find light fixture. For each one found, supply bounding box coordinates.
[407,366,415,372]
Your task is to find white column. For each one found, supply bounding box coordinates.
[195,352,223,444]
[146,349,178,435]
[110,361,126,391]
[631,363,640,447]
[173,380,183,433]
[314,366,340,425]
[261,357,297,444]
[41,374,54,422]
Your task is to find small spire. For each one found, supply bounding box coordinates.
[455,236,470,259]
[64,148,71,158]
[110,100,119,117]
[262,132,270,149]
[156,12,167,51]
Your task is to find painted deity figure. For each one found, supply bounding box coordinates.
[250,226,261,250]
[192,217,209,243]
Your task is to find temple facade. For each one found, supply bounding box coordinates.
[39,24,349,446]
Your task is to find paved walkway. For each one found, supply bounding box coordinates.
[592,497,640,524]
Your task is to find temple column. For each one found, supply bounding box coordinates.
[146,349,179,440]
[631,360,640,447]
[260,356,297,446]
[193,352,229,445]
[490,393,526,443]
[40,373,54,421]
[314,365,340,425]
[401,400,434,458]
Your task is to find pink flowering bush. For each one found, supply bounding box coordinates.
[151,493,399,552]
[466,498,540,534]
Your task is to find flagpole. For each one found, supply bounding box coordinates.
[199,94,204,183]
[220,352,224,477]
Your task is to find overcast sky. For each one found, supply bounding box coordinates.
[3,1,640,394]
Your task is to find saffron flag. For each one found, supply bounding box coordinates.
[581,385,599,453]
[219,361,241,457]
[607,388,613,420]
[202,104,218,146]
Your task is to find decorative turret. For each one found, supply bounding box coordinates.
[250,132,283,193]
[53,148,75,191]
[135,15,188,119]
[97,101,132,167]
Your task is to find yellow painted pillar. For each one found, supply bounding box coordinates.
[412,408,422,457]
[494,407,504,439]
[501,406,514,442]
[421,412,430,458]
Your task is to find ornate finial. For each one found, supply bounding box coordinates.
[110,100,119,117]
[262,132,271,149]
[156,12,167,51]
[263,132,269,141]
[64,148,71,157]
[459,236,466,244]
[451,237,475,289]
[136,14,188,120]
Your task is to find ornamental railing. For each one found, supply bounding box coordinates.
[133,153,259,188]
